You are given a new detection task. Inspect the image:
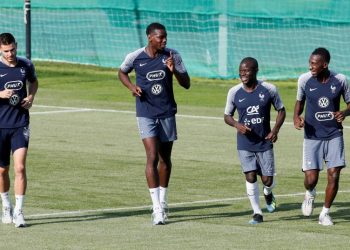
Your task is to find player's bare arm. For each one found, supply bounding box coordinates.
[21,79,38,109]
[166,51,190,89]
[224,114,251,134]
[293,100,305,129]
[334,103,350,122]
[266,107,286,142]
[118,69,142,97]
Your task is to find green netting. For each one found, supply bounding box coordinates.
[1,0,350,79]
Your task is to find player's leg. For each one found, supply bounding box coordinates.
[319,136,345,226]
[137,117,165,225]
[301,139,322,217]
[157,116,177,216]
[0,130,13,224]
[12,147,28,228]
[257,149,276,213]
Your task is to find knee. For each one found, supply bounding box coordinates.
[262,178,274,187]
[0,167,9,176]
[14,164,26,176]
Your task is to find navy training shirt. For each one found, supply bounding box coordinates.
[0,57,37,128]
[120,47,187,119]
[225,81,284,152]
[297,71,350,140]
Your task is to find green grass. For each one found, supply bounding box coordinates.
[1,62,350,249]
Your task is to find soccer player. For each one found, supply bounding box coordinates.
[0,33,38,227]
[294,47,350,226]
[224,57,285,224]
[118,23,190,225]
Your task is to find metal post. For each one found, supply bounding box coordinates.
[24,0,31,59]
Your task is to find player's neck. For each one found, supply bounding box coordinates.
[244,80,258,92]
[316,69,330,84]
[145,46,162,58]
[0,56,17,67]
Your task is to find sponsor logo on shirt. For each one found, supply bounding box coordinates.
[5,80,23,90]
[315,111,334,121]
[151,83,163,95]
[318,97,329,108]
[146,70,166,81]
[246,105,260,115]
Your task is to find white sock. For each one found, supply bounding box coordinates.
[0,192,11,208]
[320,206,330,216]
[263,179,276,196]
[159,186,168,204]
[14,195,25,212]
[246,181,262,215]
[306,188,316,197]
[149,187,161,211]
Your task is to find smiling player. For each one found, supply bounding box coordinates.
[224,57,286,224]
[294,47,350,226]
[118,23,190,225]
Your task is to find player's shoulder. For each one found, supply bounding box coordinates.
[228,83,243,95]
[260,80,276,89]
[298,71,312,82]
[125,47,145,59]
[164,47,179,55]
[331,71,348,83]
[16,57,34,67]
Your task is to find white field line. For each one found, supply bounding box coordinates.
[27,190,350,219]
[31,104,350,129]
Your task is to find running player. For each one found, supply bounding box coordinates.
[0,33,38,227]
[294,47,350,226]
[224,57,285,224]
[118,23,190,225]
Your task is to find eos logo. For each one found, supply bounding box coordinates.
[5,80,23,90]
[146,70,165,81]
[315,111,334,121]
[151,84,163,95]
[246,105,259,115]
[318,97,329,108]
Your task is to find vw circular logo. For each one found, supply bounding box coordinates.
[151,84,163,95]
[318,96,329,108]
[9,94,20,106]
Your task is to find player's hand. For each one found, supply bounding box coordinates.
[294,116,304,130]
[0,89,13,99]
[131,85,142,97]
[236,123,252,135]
[334,111,345,122]
[265,131,278,143]
[165,51,174,73]
[21,96,33,109]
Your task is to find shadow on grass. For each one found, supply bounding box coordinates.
[25,200,350,227]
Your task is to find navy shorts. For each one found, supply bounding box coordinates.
[0,126,30,167]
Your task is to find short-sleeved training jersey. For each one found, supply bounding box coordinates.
[225,81,284,152]
[120,47,187,119]
[0,57,37,128]
[297,71,350,140]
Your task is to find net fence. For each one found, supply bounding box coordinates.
[1,0,350,79]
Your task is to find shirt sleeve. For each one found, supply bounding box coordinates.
[224,86,237,116]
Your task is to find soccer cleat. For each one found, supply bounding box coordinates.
[319,213,334,226]
[13,210,26,228]
[161,201,169,220]
[264,192,276,213]
[151,207,165,226]
[2,206,13,224]
[248,213,263,225]
[301,190,316,217]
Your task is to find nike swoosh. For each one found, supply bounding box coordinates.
[139,63,147,67]
[238,98,246,102]
[310,88,317,91]
[0,73,8,77]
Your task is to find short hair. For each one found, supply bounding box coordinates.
[0,33,16,46]
[146,23,166,35]
[240,57,259,69]
[312,47,330,63]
